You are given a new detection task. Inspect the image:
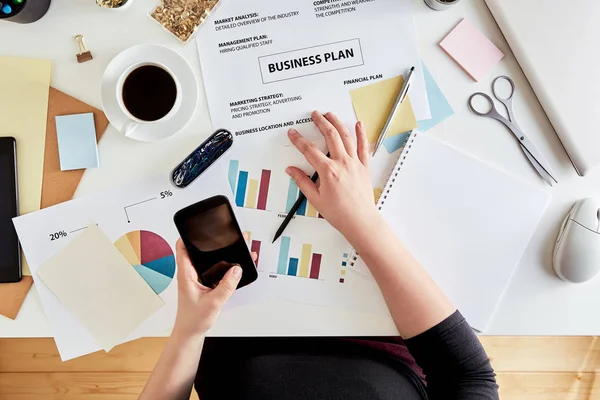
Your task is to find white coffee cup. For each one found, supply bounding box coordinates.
[424,0,460,11]
[116,62,183,138]
[101,44,198,142]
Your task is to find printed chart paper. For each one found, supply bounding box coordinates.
[14,149,391,360]
[196,0,429,154]
[13,167,267,361]
[225,144,389,315]
[37,224,164,352]
[237,207,387,315]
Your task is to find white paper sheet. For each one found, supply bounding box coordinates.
[350,133,551,331]
[13,167,267,361]
[36,224,165,352]
[236,207,388,316]
[196,0,429,155]
[222,144,389,315]
[15,149,394,360]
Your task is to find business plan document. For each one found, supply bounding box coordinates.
[196,0,428,152]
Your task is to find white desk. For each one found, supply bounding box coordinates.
[2,0,599,338]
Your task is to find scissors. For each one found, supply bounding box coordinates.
[468,76,558,186]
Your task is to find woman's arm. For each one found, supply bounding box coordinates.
[346,218,455,338]
[139,331,205,400]
[139,240,243,400]
[286,111,454,338]
[287,111,498,399]
[404,311,499,399]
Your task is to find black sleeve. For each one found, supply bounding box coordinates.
[404,311,499,400]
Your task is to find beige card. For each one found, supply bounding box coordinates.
[36,224,164,352]
[0,57,52,275]
[350,75,419,144]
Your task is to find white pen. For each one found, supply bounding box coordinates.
[373,66,415,156]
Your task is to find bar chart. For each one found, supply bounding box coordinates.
[244,231,262,268]
[276,236,322,279]
[286,178,323,218]
[229,160,272,210]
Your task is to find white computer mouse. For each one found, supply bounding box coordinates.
[553,198,600,283]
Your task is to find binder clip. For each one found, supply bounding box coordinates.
[75,35,93,63]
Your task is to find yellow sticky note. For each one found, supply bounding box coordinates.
[350,76,418,144]
[0,57,52,275]
[374,188,383,204]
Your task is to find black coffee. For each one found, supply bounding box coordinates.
[122,65,177,122]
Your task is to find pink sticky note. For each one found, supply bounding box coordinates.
[439,19,504,82]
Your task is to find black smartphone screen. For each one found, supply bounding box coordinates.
[0,137,21,283]
[174,196,257,289]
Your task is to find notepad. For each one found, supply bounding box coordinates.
[350,75,419,144]
[55,113,99,171]
[0,57,51,215]
[36,224,164,352]
[349,132,550,331]
[439,18,504,82]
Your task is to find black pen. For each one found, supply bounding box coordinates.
[272,153,329,243]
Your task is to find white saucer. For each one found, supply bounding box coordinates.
[101,44,198,142]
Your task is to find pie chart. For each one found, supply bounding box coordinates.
[114,230,176,295]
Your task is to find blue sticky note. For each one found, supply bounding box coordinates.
[383,132,411,154]
[417,62,455,132]
[383,62,454,154]
[55,113,99,171]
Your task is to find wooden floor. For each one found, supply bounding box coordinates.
[0,337,598,399]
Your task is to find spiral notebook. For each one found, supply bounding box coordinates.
[351,132,550,331]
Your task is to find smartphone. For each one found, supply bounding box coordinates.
[174,195,257,289]
[0,137,21,283]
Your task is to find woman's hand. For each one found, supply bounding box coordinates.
[286,111,383,243]
[142,239,258,400]
[173,239,255,339]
